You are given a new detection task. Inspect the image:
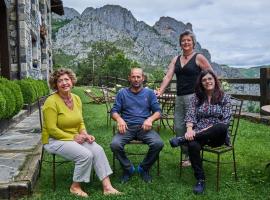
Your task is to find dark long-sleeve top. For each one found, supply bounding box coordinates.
[111,87,161,126]
[185,93,232,133]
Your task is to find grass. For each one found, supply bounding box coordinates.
[23,88,270,199]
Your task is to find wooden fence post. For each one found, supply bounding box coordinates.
[260,68,270,112]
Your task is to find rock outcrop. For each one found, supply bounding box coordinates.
[52,5,240,77]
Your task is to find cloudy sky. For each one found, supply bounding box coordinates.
[63,0,270,68]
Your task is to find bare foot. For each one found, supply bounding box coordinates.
[103,187,122,195]
[70,187,89,198]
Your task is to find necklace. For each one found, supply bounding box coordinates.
[183,51,194,59]
[58,93,73,109]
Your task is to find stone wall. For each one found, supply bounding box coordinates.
[8,0,52,80]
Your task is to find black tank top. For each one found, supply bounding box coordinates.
[174,53,201,96]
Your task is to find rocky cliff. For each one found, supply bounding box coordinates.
[52,5,241,77]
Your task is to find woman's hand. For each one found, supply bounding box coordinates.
[85,134,95,143]
[74,134,86,144]
[185,129,196,141]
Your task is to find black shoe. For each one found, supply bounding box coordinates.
[120,166,135,184]
[137,165,152,183]
[169,136,187,147]
[193,179,205,194]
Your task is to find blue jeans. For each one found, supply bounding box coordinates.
[110,125,164,171]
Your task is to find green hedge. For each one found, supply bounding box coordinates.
[0,91,6,119]
[0,77,50,120]
[0,77,23,116]
[16,78,50,104]
[16,79,36,104]
[0,84,16,119]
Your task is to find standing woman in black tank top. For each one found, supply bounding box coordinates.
[156,30,212,166]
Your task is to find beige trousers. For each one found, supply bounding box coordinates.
[44,139,113,182]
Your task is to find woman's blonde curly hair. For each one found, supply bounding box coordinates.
[49,68,77,90]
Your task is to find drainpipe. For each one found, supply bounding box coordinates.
[16,0,21,79]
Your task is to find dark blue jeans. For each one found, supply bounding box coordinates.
[110,125,164,172]
[188,123,228,180]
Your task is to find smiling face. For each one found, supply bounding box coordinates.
[201,73,215,92]
[180,35,194,52]
[56,73,73,95]
[128,68,144,91]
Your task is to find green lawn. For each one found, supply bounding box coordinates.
[25,88,270,200]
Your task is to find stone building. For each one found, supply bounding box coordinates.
[0,0,63,80]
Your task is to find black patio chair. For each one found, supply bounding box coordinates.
[101,86,116,127]
[158,92,176,134]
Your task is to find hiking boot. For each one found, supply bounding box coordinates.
[120,165,135,184]
[137,165,152,183]
[193,179,205,194]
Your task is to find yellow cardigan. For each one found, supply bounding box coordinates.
[42,93,86,144]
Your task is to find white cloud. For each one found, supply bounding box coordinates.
[63,0,270,67]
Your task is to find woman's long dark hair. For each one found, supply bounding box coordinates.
[195,70,224,106]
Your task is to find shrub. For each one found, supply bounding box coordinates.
[0,91,6,119]
[0,77,23,116]
[42,81,50,95]
[0,84,16,119]
[24,78,39,100]
[38,80,50,96]
[16,79,36,104]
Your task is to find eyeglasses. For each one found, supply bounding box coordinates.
[202,77,213,83]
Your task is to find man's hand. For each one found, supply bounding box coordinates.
[185,129,196,141]
[117,118,128,134]
[142,118,153,131]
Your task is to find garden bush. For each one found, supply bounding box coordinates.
[0,84,16,119]
[0,77,23,116]
[0,91,6,119]
[16,79,36,104]
[38,80,50,96]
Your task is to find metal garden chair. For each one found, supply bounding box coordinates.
[112,124,161,176]
[180,97,243,191]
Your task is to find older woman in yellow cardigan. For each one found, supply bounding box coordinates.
[42,68,120,197]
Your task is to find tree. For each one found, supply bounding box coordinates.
[146,68,165,89]
[103,53,138,78]
[76,41,123,85]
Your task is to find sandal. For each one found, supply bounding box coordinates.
[70,188,89,198]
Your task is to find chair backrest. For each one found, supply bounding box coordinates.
[38,94,53,130]
[159,92,176,115]
[228,97,243,146]
[101,86,115,112]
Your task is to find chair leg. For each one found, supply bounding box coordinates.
[157,156,160,176]
[52,154,56,191]
[179,147,183,177]
[232,149,238,181]
[109,116,112,126]
[39,146,44,177]
[106,113,109,128]
[216,154,220,192]
[113,153,116,175]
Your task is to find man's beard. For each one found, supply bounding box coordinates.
[132,82,142,89]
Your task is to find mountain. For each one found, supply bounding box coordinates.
[52,5,258,78]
